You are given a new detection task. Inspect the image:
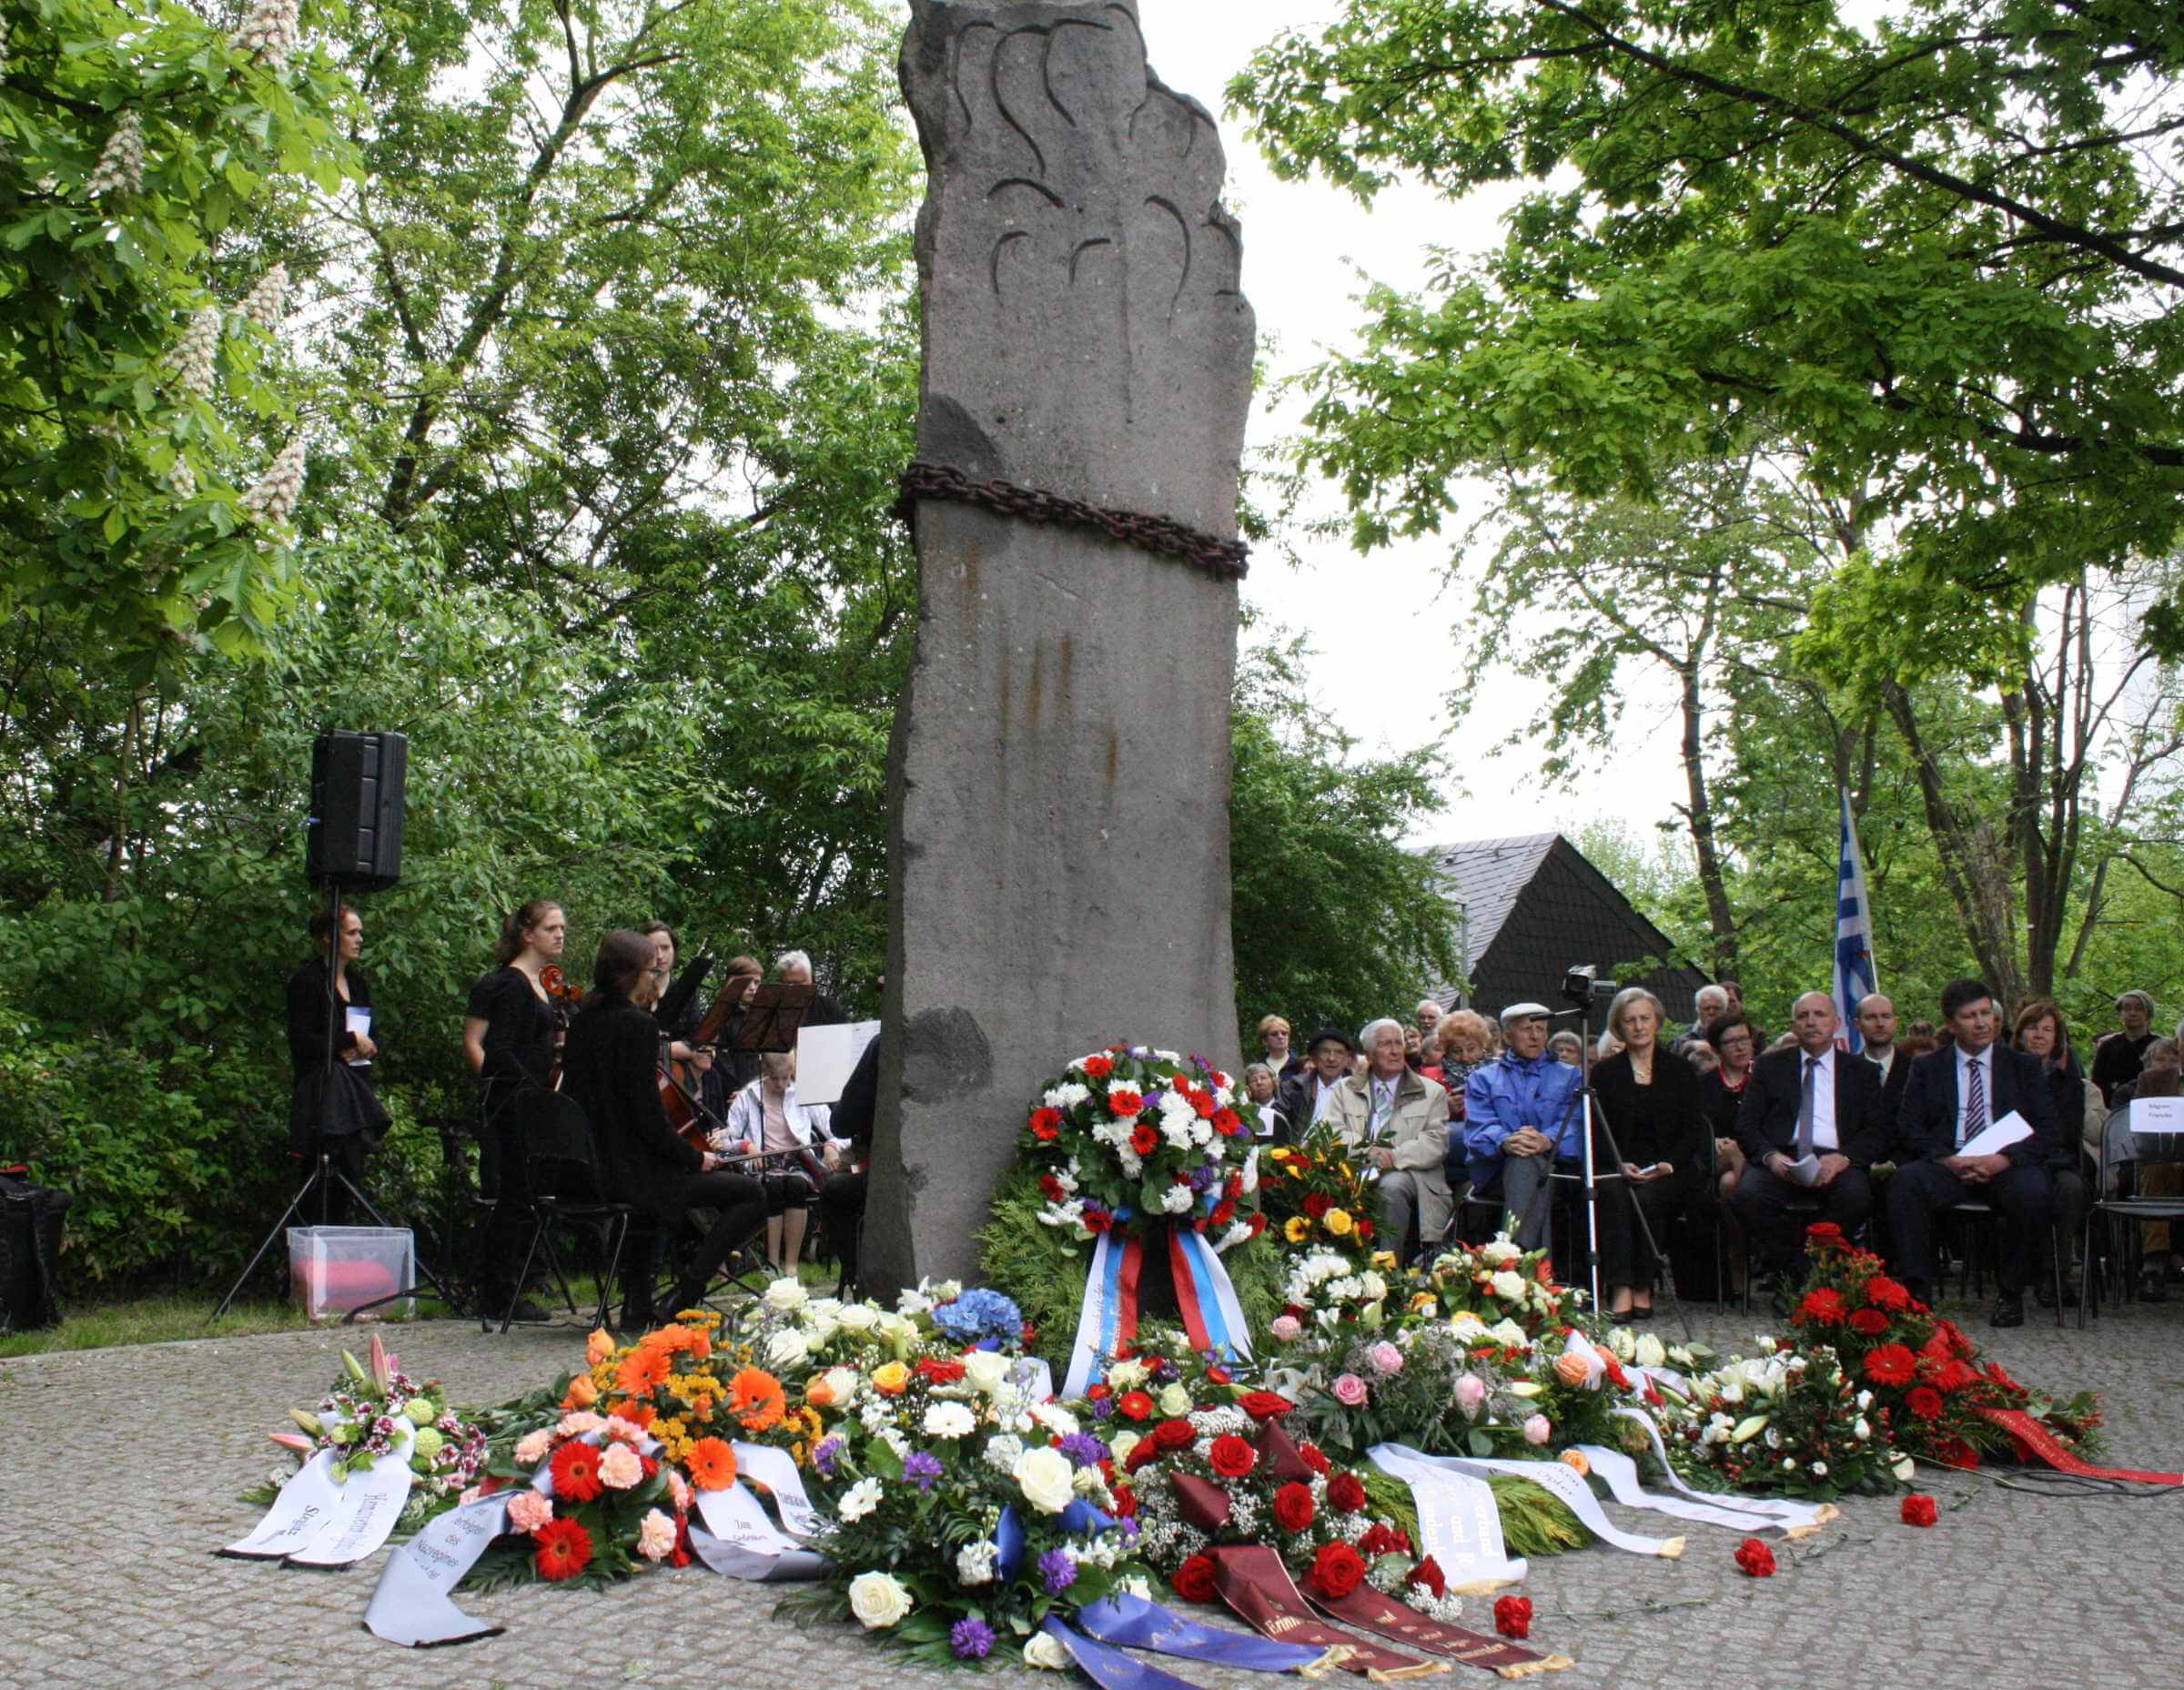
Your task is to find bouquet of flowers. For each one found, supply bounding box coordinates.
[481,1405,698,1585]
[779,1341,1157,1665]
[1257,1128,1381,1260]
[739,1276,1030,1387]
[1020,1045,1264,1250]
[1782,1224,2102,1467]
[1414,1232,1573,1335]
[262,1334,488,1522]
[1653,1340,1906,1498]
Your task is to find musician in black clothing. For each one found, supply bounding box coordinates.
[462,898,566,1318]
[819,1033,880,1289]
[561,929,765,1329]
[285,904,389,1221]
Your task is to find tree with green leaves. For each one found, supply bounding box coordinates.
[1233,0,2184,641]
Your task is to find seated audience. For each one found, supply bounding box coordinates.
[2013,1000,2097,1307]
[1329,1018,1452,1260]
[1464,1004,1584,1250]
[1278,1026,1354,1137]
[2092,990,2159,1108]
[1589,987,1705,1321]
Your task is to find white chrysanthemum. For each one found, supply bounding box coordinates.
[956,1539,997,1586]
[239,437,306,526]
[837,1476,884,1522]
[230,0,301,67]
[86,112,146,197]
[1158,1183,1194,1214]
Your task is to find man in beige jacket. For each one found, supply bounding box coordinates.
[1330,1017,1452,1260]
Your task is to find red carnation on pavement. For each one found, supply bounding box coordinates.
[1795,1288,1845,1326]
[1029,1107,1063,1141]
[551,1440,605,1503]
[1117,1391,1155,1421]
[1905,1386,1946,1422]
[1734,1537,1776,1578]
[1309,1542,1366,1600]
[1406,1556,1446,1600]
[1106,1087,1145,1118]
[1848,1308,1890,1336]
[1863,1343,1917,1386]
[1272,1482,1316,1533]
[532,1516,593,1582]
[1492,1595,1532,1639]
[1083,1054,1114,1079]
[1173,1553,1218,1604]
[1208,1435,1258,1479]
[1238,1391,1293,1422]
[1154,1418,1198,1452]
[1326,1472,1368,1513]
[1901,1494,1939,1528]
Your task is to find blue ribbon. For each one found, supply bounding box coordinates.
[1059,1499,1115,1536]
[995,1503,1025,1581]
[1074,1593,1329,1675]
[1041,1616,1213,1690]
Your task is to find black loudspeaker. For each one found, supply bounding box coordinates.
[307,730,408,890]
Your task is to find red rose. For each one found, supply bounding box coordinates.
[1901,1494,1938,1528]
[1238,1391,1293,1422]
[1107,1087,1145,1117]
[1805,1221,1845,1243]
[1154,1418,1198,1452]
[1083,1054,1115,1080]
[1272,1482,1317,1533]
[1126,1440,1160,1474]
[1302,1192,1331,1219]
[1173,1553,1218,1604]
[1905,1386,1946,1421]
[1863,1343,1917,1386]
[1299,1442,1331,1476]
[1602,1355,1632,1391]
[1795,1288,1845,1326]
[1405,1556,1446,1600]
[1117,1391,1155,1421]
[1309,1542,1366,1600]
[1357,1523,1398,1557]
[1864,1274,1912,1311]
[1130,1122,1160,1155]
[1326,1472,1368,1513]
[1492,1595,1532,1639]
[1847,1309,1889,1336]
[1734,1537,1776,1578]
[1084,1208,1113,1233]
[1208,1434,1258,1478]
[1111,1482,1138,1517]
[1356,1219,1374,1241]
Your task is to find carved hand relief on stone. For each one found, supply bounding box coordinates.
[901,0,1254,535]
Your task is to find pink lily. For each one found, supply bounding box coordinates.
[369,1332,396,1392]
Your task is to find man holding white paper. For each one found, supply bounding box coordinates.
[1888,978,2058,1328]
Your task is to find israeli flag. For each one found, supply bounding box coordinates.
[1833,791,1878,1053]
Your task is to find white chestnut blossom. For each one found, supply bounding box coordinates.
[229,0,301,68]
[240,261,288,330]
[86,112,145,197]
[240,438,306,526]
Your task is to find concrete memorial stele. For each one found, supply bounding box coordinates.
[864,0,1256,1291]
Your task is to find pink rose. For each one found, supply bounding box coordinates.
[599,1442,644,1491]
[1522,1414,1552,1446]
[506,1489,555,1533]
[1367,1341,1404,1377]
[1332,1373,1370,1406]
[1269,1315,1302,1343]
[636,1507,679,1562]
[513,1430,553,1466]
[1453,1374,1487,1417]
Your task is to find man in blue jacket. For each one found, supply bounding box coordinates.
[1464,1003,1584,1248]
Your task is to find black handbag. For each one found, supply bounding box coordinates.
[0,1167,71,1333]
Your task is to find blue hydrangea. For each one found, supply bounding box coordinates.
[931,1287,1025,1343]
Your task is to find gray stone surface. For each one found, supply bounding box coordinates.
[867,0,1256,1291]
[4,1298,2181,1686]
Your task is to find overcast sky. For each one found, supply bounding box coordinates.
[1142,5,1691,851]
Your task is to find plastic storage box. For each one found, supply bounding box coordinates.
[288,1226,412,1320]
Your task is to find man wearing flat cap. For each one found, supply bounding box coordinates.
[1463,1003,1583,1248]
[1275,1024,1355,1144]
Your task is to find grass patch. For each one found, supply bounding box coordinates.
[0,1292,418,1359]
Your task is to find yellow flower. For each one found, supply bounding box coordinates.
[1323,1208,1354,1237]
[1283,1215,1312,1244]
[871,1361,910,1396]
[1370,1251,1400,1271]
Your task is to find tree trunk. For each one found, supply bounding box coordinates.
[1677,661,1738,976]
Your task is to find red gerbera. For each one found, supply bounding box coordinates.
[1848,1309,1890,1336]
[1208,1435,1258,1478]
[1864,1274,1912,1311]
[1083,1054,1115,1080]
[1117,1391,1155,1421]
[1905,1386,1946,1421]
[1029,1108,1063,1141]
[551,1440,605,1503]
[1213,1108,1244,1136]
[1734,1537,1776,1578]
[1796,1288,1846,1326]
[1238,1391,1293,1422]
[1173,1553,1218,1604]
[1309,1542,1366,1600]
[1492,1595,1532,1639]
[531,1516,593,1582]
[1084,1208,1113,1233]
[1129,1122,1160,1155]
[1272,1482,1316,1533]
[1107,1087,1145,1118]
[1863,1343,1918,1386]
[1326,1472,1367,1513]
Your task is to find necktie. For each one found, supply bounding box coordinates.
[1795,1056,1818,1157]
[1370,1079,1394,1142]
[1960,1057,1987,1149]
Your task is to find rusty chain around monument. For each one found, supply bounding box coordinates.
[896,462,1249,582]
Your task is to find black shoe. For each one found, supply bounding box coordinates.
[2140,1267,2168,1303]
[1990,1291,2025,1329]
[1630,1306,1655,1322]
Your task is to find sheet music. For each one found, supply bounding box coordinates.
[795,1019,880,1105]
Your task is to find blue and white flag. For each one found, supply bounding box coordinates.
[1833,791,1878,1053]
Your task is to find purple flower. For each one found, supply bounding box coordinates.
[1088,1395,1117,1422]
[904,1451,944,1492]
[950,1617,996,1660]
[1057,1432,1110,1469]
[812,1436,844,1479]
[1117,1516,1142,1542]
[1038,1547,1079,1594]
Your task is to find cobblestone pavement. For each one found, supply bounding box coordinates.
[4,1293,2182,1690]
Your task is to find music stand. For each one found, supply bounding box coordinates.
[733,982,815,1053]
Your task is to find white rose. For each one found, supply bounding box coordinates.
[1487,1320,1528,1348]
[1811,1462,1828,1477]
[1109,1430,1141,1465]
[1024,1633,1074,1671]
[1360,1271,1388,1302]
[963,1351,1013,1395]
[802,1311,839,1347]
[836,1303,879,1332]
[1107,1359,1148,1390]
[847,1570,913,1629]
[763,1277,807,1311]
[1014,1446,1077,1514]
[1480,1238,1522,1266]
[1489,1270,1526,1300]
[1449,1312,1488,1340]
[932,1279,964,1302]
[923,1402,977,1440]
[1607,1324,1636,1362]
[1634,1333,1666,1368]
[766,1329,813,1371]
[1891,1454,1916,1482]
[1157,1382,1193,1416]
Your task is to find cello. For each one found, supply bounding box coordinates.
[661,968,751,1151]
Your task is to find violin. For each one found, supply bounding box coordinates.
[662,969,757,1150]
[540,964,583,1088]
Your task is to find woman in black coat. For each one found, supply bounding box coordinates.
[284,904,389,1219]
[561,929,765,1329]
[1589,987,1707,1321]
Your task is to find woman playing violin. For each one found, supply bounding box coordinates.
[462,898,565,1319]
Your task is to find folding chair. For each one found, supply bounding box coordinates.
[500,1091,635,1335]
[1942,1199,2065,1326]
[2080,1096,2184,1328]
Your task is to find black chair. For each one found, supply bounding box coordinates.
[499,1091,634,1335]
[1940,1199,2065,1326]
[2080,1102,2184,1327]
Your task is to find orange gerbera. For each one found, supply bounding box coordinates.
[728,1367,788,1432]
[616,1345,672,1397]
[685,1436,737,1491]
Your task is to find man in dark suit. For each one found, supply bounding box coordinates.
[1856,993,1914,1139]
[1731,991,1887,1281]
[1888,977,2058,1328]
[1278,1026,1354,1138]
